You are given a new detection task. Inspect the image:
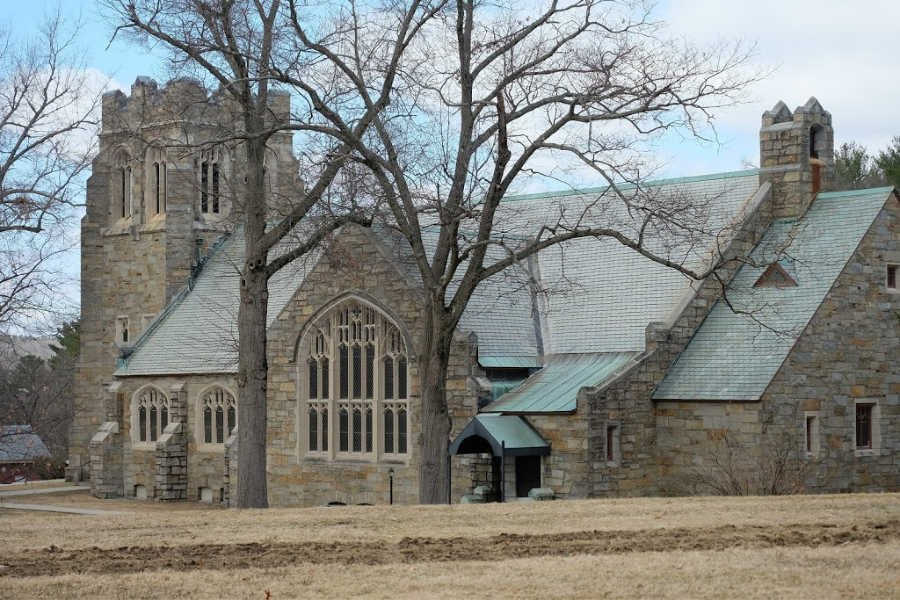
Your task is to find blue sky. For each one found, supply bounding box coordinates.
[9,0,900,176]
[5,1,900,322]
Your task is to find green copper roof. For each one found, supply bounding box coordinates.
[484,352,639,413]
[653,187,894,401]
[449,414,550,457]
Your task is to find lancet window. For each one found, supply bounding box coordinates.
[301,300,409,460]
[146,147,167,215]
[199,147,223,214]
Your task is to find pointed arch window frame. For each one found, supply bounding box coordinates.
[130,385,170,448]
[297,297,412,463]
[196,385,238,451]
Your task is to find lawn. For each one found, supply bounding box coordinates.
[1,491,898,599]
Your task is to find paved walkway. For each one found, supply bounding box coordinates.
[0,502,130,516]
[0,485,90,498]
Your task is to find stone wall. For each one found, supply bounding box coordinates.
[265,224,481,506]
[758,194,899,493]
[633,192,898,496]
[759,98,834,219]
[587,182,775,497]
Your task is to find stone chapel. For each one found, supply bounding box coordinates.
[69,78,898,505]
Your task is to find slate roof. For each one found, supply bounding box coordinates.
[484,352,638,413]
[118,169,760,376]
[448,414,550,457]
[0,425,51,462]
[504,170,760,356]
[117,232,317,375]
[653,187,894,401]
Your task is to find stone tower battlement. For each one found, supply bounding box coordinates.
[759,97,834,218]
[100,76,291,139]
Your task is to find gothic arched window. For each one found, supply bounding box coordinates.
[146,146,168,216]
[300,300,410,460]
[198,386,237,445]
[199,147,226,215]
[112,148,133,220]
[133,386,169,445]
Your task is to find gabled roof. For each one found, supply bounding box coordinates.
[448,414,550,457]
[118,169,761,375]
[653,187,895,401]
[0,425,51,462]
[484,352,638,413]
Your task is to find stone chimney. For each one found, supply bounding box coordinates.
[759,97,834,218]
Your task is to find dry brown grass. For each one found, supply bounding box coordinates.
[1,491,898,598]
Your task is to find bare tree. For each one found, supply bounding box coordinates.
[273,0,759,502]
[108,0,759,506]
[0,321,78,461]
[105,0,440,507]
[0,15,99,333]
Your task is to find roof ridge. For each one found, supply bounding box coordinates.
[816,186,894,199]
[502,169,760,203]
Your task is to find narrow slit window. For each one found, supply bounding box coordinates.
[308,359,318,399]
[352,346,362,399]
[365,344,374,399]
[154,162,161,214]
[139,406,147,442]
[339,408,349,452]
[365,407,373,453]
[309,408,318,452]
[160,406,168,432]
[215,406,224,443]
[150,406,158,441]
[201,161,209,213]
[352,408,362,452]
[204,406,212,444]
[384,409,394,453]
[856,404,873,449]
[339,346,349,399]
[398,409,407,454]
[888,264,898,290]
[227,405,236,437]
[321,409,328,452]
[383,357,393,399]
[212,162,220,213]
[321,358,329,399]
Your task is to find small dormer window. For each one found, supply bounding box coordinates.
[753,262,798,288]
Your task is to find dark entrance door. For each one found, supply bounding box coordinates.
[491,456,502,501]
[515,455,541,497]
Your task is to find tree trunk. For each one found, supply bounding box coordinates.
[236,137,270,509]
[418,303,453,504]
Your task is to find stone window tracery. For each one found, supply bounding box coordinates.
[300,300,410,461]
[133,387,169,445]
[112,149,133,220]
[146,147,168,216]
[199,386,237,445]
[199,147,224,215]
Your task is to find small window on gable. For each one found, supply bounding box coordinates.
[887,264,898,291]
[754,263,798,288]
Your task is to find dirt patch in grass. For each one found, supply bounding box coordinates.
[1,519,896,579]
